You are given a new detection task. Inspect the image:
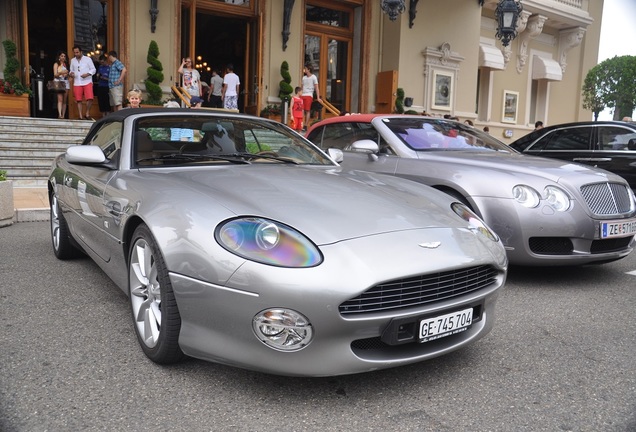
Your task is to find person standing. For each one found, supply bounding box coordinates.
[290,86,304,132]
[208,69,224,108]
[69,45,96,120]
[108,50,127,111]
[178,57,202,98]
[95,54,111,117]
[301,64,322,130]
[52,51,70,119]
[221,64,240,111]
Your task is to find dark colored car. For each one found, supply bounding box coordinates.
[509,121,636,189]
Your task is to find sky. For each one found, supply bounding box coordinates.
[597,0,636,120]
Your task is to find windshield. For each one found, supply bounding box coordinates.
[380,117,514,153]
[134,115,334,167]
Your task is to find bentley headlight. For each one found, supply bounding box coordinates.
[544,186,571,212]
[253,308,313,351]
[513,185,541,208]
[216,217,322,267]
[451,203,499,242]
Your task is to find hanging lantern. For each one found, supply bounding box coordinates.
[495,0,523,47]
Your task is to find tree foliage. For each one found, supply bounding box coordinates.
[395,88,405,114]
[582,55,636,120]
[278,61,293,102]
[2,39,32,96]
[144,40,164,105]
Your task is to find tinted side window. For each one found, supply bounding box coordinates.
[89,121,123,160]
[321,123,356,150]
[542,127,591,151]
[598,126,636,151]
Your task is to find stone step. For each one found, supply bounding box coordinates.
[0,116,91,185]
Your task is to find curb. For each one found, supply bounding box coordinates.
[14,208,50,223]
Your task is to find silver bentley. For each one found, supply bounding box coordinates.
[48,109,507,376]
[307,115,636,266]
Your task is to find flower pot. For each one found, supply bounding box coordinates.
[0,93,30,117]
[0,180,14,227]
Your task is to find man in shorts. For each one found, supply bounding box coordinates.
[108,51,127,111]
[69,45,96,120]
[302,64,322,131]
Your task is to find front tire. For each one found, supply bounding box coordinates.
[128,224,185,364]
[50,193,81,260]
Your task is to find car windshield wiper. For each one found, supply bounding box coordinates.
[137,153,251,164]
[230,152,300,164]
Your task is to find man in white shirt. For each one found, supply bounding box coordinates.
[222,64,240,111]
[302,64,322,130]
[69,45,96,120]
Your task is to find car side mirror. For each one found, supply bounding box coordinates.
[327,148,344,163]
[628,139,636,151]
[350,139,379,153]
[66,145,107,164]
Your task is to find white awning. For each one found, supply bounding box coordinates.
[532,56,563,81]
[478,44,504,70]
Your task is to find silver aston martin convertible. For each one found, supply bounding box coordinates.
[48,108,506,376]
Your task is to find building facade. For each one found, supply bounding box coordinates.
[0,0,602,141]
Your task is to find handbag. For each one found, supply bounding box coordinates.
[47,80,67,92]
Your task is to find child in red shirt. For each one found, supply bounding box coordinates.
[291,86,304,132]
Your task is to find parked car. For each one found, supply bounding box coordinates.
[509,120,636,189]
[306,114,636,266]
[48,108,507,377]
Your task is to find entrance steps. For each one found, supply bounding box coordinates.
[0,116,93,187]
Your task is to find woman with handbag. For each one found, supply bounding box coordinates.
[52,51,70,118]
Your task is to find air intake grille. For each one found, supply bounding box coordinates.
[339,265,498,316]
[580,182,633,216]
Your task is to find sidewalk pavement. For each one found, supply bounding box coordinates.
[13,187,50,222]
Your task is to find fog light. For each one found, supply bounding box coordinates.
[253,309,313,351]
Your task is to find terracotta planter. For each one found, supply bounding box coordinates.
[0,93,30,117]
[0,180,14,227]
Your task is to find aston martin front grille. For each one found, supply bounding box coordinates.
[580,182,633,216]
[339,265,498,315]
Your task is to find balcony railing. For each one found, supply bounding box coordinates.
[554,0,582,9]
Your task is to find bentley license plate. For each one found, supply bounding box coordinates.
[419,308,473,342]
[601,219,636,239]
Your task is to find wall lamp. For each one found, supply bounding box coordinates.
[495,0,523,47]
[381,0,406,21]
[150,0,158,33]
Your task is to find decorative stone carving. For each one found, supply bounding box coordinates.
[558,27,586,73]
[502,10,531,67]
[517,14,548,74]
[421,43,465,112]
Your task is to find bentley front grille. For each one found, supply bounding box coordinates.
[580,182,633,216]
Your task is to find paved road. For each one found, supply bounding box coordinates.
[1,222,635,432]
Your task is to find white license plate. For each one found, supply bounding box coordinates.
[601,218,636,239]
[419,307,473,342]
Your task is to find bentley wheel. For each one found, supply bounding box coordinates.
[128,224,185,364]
[50,193,81,260]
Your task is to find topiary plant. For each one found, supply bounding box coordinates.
[0,170,7,181]
[2,39,32,96]
[395,87,405,114]
[144,40,164,105]
[279,61,293,102]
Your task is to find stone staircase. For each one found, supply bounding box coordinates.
[0,116,93,187]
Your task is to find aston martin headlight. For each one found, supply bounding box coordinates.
[451,203,499,242]
[215,217,322,267]
[513,185,541,208]
[544,186,571,212]
[253,309,313,351]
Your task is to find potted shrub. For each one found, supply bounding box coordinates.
[0,170,14,227]
[0,39,32,117]
[259,104,282,122]
[142,40,164,106]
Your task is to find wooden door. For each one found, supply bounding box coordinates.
[375,70,397,114]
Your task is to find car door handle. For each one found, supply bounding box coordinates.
[573,158,611,162]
